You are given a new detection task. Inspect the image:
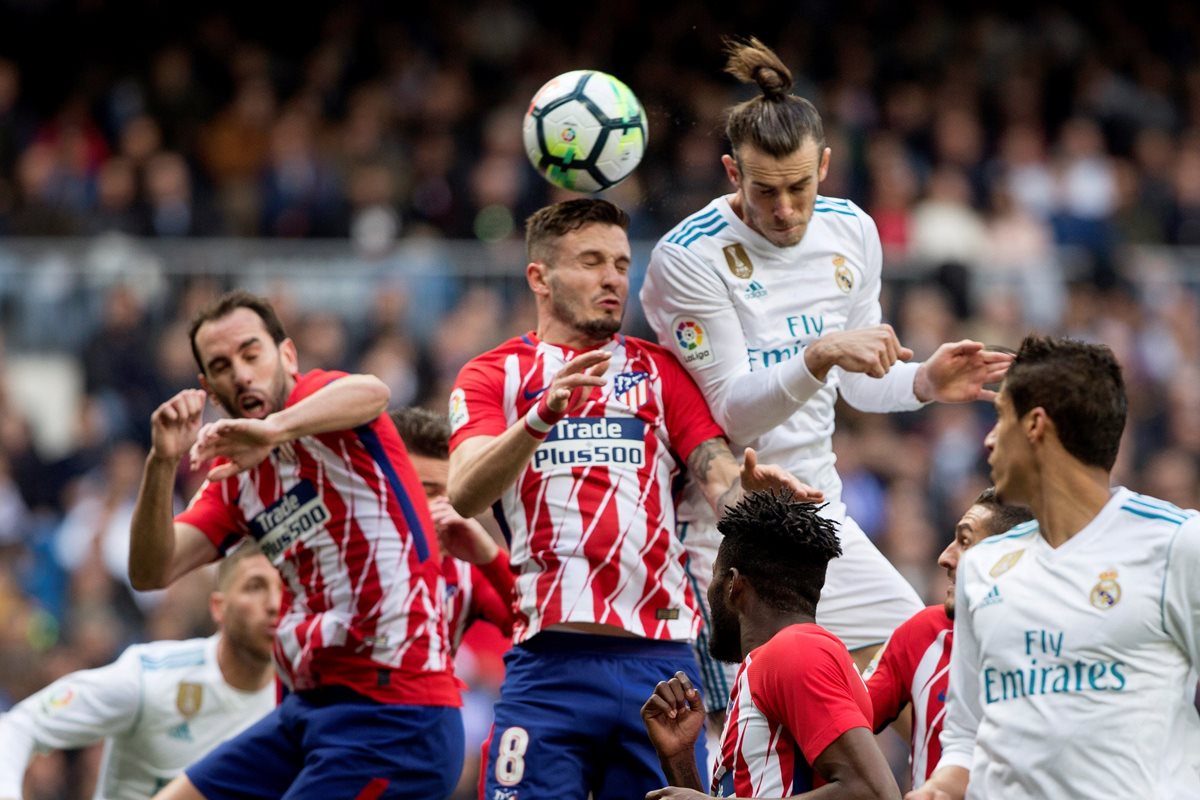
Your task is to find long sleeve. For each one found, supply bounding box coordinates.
[835,211,926,414]
[1162,515,1200,671]
[640,242,825,445]
[938,574,981,772]
[0,651,142,796]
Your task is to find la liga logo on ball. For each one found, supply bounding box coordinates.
[523,70,648,193]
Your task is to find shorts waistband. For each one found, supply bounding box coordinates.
[518,631,693,659]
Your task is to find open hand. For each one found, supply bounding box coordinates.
[740,448,824,502]
[545,350,611,414]
[189,417,284,481]
[914,340,1012,403]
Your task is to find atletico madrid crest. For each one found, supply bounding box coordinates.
[612,371,649,409]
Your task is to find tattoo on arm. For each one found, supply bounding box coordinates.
[687,437,742,515]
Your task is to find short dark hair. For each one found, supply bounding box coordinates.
[216,539,268,591]
[525,198,630,265]
[1004,335,1127,470]
[389,407,450,459]
[723,36,825,159]
[188,290,288,374]
[716,491,842,615]
[972,487,1035,536]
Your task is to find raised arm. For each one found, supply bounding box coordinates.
[690,442,824,519]
[189,373,390,481]
[129,389,219,590]
[448,350,610,519]
[641,239,916,444]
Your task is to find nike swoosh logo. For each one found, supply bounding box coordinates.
[523,386,548,401]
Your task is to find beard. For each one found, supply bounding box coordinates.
[707,598,743,664]
[548,281,623,341]
[213,363,290,419]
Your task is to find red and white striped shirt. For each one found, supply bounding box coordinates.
[443,551,515,653]
[448,333,724,643]
[177,370,459,707]
[863,605,953,786]
[713,624,872,797]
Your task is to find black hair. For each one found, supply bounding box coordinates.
[716,491,842,615]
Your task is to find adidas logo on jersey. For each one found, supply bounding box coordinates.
[744,280,768,300]
[979,584,1003,609]
[167,721,193,742]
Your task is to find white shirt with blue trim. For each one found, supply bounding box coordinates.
[939,487,1200,798]
[640,193,924,519]
[0,636,274,799]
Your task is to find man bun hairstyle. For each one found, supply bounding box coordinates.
[723,36,825,159]
[716,490,842,616]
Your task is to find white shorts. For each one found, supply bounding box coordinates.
[679,504,922,711]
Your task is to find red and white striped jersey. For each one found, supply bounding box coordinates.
[443,550,515,653]
[863,605,953,787]
[448,333,724,643]
[177,370,459,707]
[713,623,872,797]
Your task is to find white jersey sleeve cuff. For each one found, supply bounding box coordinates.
[781,350,827,404]
[933,748,974,772]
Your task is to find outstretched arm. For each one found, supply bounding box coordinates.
[448,350,610,518]
[0,652,144,798]
[190,374,390,481]
[692,442,824,519]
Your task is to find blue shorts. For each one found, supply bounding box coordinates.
[187,687,464,800]
[481,632,705,800]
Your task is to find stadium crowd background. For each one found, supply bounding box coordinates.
[2,0,1200,796]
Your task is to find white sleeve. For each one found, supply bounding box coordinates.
[835,211,927,414]
[1163,515,1200,670]
[639,242,826,444]
[937,569,981,772]
[0,649,142,795]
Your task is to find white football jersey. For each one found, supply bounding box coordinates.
[0,636,274,799]
[939,488,1200,799]
[640,193,926,515]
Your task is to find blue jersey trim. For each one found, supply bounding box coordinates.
[140,651,206,671]
[1120,505,1189,526]
[667,208,722,244]
[680,220,729,248]
[355,424,431,562]
[976,520,1038,545]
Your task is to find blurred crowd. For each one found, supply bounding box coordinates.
[3,0,1200,796]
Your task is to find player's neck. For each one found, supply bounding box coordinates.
[740,607,815,657]
[216,635,275,692]
[1031,463,1113,549]
[536,319,612,352]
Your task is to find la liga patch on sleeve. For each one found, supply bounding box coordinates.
[448,388,469,433]
[671,316,716,369]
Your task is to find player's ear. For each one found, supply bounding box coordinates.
[198,373,215,400]
[527,260,550,297]
[1025,407,1051,445]
[818,147,831,181]
[721,154,740,189]
[279,338,299,373]
[209,591,225,627]
[727,567,747,609]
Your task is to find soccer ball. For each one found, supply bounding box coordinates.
[522,70,648,193]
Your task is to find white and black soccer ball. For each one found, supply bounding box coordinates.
[522,70,648,193]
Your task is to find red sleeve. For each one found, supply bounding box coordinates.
[864,627,913,733]
[469,550,514,636]
[175,476,248,554]
[289,368,346,402]
[448,357,509,452]
[753,629,872,767]
[650,346,726,462]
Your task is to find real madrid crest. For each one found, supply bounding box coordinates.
[989,549,1025,578]
[833,255,853,293]
[723,243,754,279]
[176,682,204,719]
[1090,569,1121,609]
